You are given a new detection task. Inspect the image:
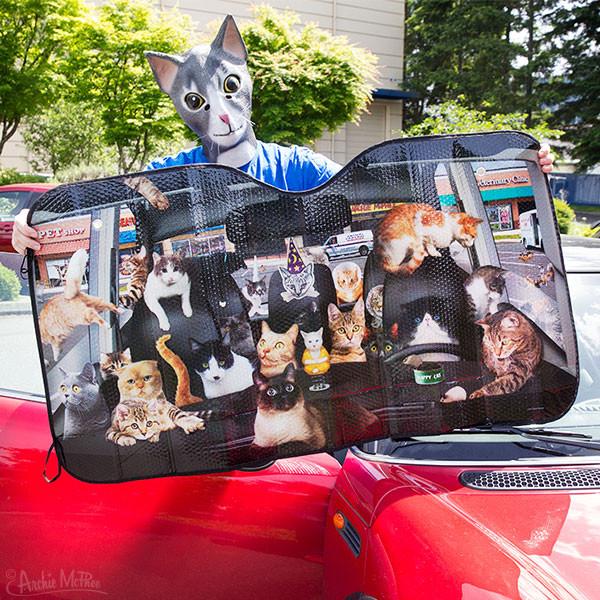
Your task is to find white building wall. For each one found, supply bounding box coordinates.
[1,0,405,172]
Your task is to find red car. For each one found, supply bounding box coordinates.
[0,183,56,252]
[0,236,599,600]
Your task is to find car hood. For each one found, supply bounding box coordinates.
[344,456,600,599]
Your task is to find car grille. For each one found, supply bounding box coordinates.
[460,468,600,490]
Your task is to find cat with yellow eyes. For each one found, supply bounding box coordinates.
[105,360,205,446]
[328,299,367,363]
[257,321,299,377]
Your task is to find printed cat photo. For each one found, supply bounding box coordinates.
[56,363,110,438]
[332,262,363,304]
[123,176,170,210]
[328,299,367,364]
[218,313,256,359]
[279,263,319,302]
[190,338,254,399]
[375,203,482,275]
[257,321,299,377]
[470,309,542,399]
[156,334,204,407]
[242,257,268,317]
[106,359,205,446]
[119,247,148,309]
[390,297,460,362]
[465,265,507,320]
[365,285,384,330]
[253,364,326,448]
[100,349,132,378]
[40,249,121,360]
[144,252,192,331]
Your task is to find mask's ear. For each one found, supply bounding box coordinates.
[211,14,247,61]
[144,51,182,94]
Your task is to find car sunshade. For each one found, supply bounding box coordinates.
[27,132,579,483]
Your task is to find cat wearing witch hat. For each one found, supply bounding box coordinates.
[279,239,320,303]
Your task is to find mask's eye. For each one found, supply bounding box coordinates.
[384,343,393,353]
[184,92,205,111]
[60,384,67,393]
[131,423,139,429]
[284,383,294,393]
[274,342,284,350]
[338,327,346,334]
[266,387,277,397]
[127,379,135,385]
[143,375,151,381]
[352,325,360,332]
[71,385,81,393]
[223,74,241,94]
[202,362,209,369]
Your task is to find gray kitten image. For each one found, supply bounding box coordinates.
[145,15,256,167]
[57,363,110,438]
[279,264,320,302]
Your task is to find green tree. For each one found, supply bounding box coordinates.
[0,0,83,157]
[238,6,378,145]
[65,0,194,172]
[0,263,20,301]
[546,0,599,170]
[404,0,517,125]
[402,98,563,143]
[22,99,115,173]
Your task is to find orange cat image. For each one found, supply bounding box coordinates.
[332,262,363,304]
[257,321,298,378]
[375,203,482,275]
[39,249,120,360]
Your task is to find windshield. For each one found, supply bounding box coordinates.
[0,191,29,219]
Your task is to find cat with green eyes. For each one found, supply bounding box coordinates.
[328,299,367,364]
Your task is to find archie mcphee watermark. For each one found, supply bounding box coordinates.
[5,569,105,596]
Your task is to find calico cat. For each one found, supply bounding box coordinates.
[39,249,121,360]
[464,265,507,320]
[328,299,367,364]
[145,16,256,168]
[143,252,192,331]
[156,334,204,407]
[190,338,254,399]
[106,360,205,446]
[257,321,299,377]
[100,349,132,378]
[253,364,326,448]
[242,276,268,317]
[279,263,319,302]
[391,298,460,362]
[119,247,148,309]
[470,309,542,399]
[218,313,256,359]
[57,363,110,437]
[375,203,483,275]
[332,262,363,304]
[123,176,170,210]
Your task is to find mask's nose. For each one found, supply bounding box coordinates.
[219,113,230,125]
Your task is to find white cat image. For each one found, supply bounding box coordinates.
[144,253,192,331]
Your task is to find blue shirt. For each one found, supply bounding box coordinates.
[145,140,341,192]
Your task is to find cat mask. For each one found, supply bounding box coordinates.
[145,15,257,167]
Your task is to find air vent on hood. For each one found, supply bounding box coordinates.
[460,468,600,490]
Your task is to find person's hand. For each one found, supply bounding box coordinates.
[11,209,40,255]
[538,144,555,174]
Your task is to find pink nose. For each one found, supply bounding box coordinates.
[219,113,230,124]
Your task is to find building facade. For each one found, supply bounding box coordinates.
[1,0,405,172]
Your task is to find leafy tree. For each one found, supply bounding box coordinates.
[404,0,517,125]
[0,0,83,157]
[402,98,563,143]
[65,0,194,172]
[0,168,46,185]
[22,99,115,173]
[546,0,600,170]
[553,198,575,234]
[238,6,378,145]
[0,263,20,301]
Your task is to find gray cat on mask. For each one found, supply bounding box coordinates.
[145,15,256,168]
[57,363,110,437]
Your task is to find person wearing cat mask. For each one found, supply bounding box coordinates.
[11,14,555,255]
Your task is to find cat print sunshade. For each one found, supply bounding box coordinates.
[27,132,579,483]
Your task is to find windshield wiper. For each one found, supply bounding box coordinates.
[462,424,600,452]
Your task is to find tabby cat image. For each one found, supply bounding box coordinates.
[119,247,148,309]
[328,299,367,363]
[253,364,326,448]
[332,262,363,304]
[470,309,542,399]
[40,249,120,360]
[123,176,170,210]
[106,359,205,446]
[257,321,299,377]
[155,334,204,407]
[375,203,482,275]
[100,349,132,378]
